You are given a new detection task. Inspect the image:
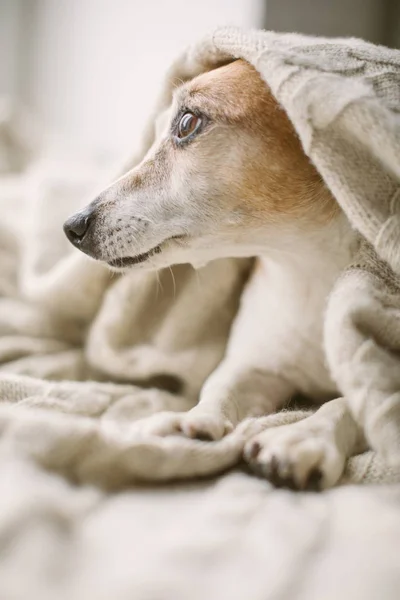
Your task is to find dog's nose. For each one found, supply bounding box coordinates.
[63,208,93,247]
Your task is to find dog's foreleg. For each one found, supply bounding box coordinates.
[178,360,294,439]
[138,358,294,440]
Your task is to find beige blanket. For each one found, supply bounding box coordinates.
[1,28,400,598]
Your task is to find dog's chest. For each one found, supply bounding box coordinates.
[235,223,357,398]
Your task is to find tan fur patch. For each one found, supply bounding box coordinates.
[183,59,338,224]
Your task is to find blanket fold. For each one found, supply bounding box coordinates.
[1,27,400,486]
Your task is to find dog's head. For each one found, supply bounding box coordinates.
[64,59,336,271]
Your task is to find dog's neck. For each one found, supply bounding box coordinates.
[190,211,356,278]
[256,212,358,292]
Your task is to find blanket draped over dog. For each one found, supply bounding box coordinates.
[1,27,400,486]
[1,27,400,599]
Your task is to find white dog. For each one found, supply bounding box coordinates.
[64,60,366,490]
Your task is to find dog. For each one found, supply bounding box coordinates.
[64,59,366,490]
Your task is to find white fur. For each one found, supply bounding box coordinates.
[142,214,366,488]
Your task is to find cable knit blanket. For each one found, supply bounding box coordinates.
[1,28,400,598]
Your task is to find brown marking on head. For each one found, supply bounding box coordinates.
[180,59,338,224]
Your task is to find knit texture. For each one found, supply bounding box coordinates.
[1,28,400,599]
[1,28,400,487]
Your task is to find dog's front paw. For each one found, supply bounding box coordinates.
[243,422,345,490]
[178,411,234,440]
[137,410,233,441]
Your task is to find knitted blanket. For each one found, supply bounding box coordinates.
[1,27,400,599]
[1,28,400,486]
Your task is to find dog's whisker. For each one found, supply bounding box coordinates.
[155,269,164,301]
[168,266,177,299]
[171,76,185,90]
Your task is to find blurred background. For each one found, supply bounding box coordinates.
[1,0,400,163]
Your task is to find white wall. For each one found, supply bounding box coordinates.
[19,0,265,160]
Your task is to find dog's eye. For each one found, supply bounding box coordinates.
[177,112,202,140]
